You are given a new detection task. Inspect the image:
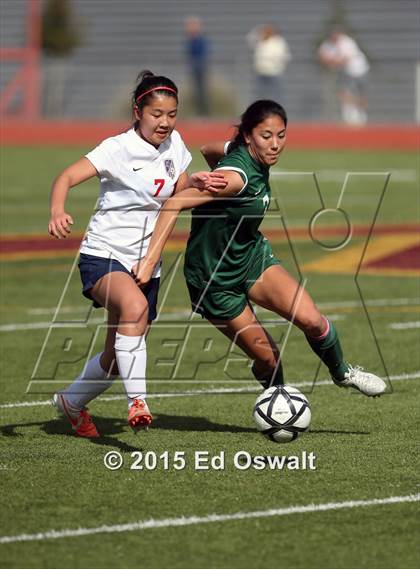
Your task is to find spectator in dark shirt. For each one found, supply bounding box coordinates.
[185,16,210,116]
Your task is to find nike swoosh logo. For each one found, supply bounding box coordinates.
[133,167,143,171]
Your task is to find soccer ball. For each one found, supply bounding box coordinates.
[253,385,311,443]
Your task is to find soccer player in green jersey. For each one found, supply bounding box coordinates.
[136,100,386,397]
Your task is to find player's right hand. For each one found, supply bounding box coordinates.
[48,212,74,239]
[131,257,155,288]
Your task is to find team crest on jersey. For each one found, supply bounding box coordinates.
[165,159,176,178]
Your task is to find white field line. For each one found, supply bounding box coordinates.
[0,313,194,332]
[0,317,250,332]
[316,297,420,309]
[389,321,420,330]
[26,297,420,316]
[28,306,91,315]
[270,169,418,182]
[1,371,419,410]
[27,307,193,317]
[0,493,418,545]
[0,320,104,332]
[2,315,348,332]
[0,387,259,409]
[3,297,418,333]
[0,315,348,333]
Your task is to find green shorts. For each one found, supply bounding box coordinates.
[186,238,281,321]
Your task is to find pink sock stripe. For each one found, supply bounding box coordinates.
[310,316,330,341]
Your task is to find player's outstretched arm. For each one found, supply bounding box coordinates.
[132,170,243,286]
[48,157,97,239]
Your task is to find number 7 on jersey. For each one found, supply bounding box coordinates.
[154,178,165,196]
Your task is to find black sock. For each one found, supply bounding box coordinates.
[252,360,284,389]
[306,319,349,381]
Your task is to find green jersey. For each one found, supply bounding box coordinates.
[184,145,272,290]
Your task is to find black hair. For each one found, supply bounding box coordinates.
[228,100,288,153]
[133,70,178,111]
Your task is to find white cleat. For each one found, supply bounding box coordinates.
[333,365,386,397]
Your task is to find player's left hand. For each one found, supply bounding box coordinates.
[189,171,228,194]
[131,258,155,287]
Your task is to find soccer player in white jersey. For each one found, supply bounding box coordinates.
[48,70,227,437]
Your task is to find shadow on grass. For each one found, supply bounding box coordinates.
[153,413,255,433]
[308,429,370,435]
[0,413,255,449]
[0,417,142,453]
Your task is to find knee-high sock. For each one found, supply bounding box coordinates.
[252,360,284,388]
[114,332,147,407]
[63,352,117,410]
[306,318,348,380]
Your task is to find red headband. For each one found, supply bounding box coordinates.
[136,86,178,103]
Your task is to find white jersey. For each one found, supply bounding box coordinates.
[80,127,192,275]
[253,36,291,76]
[319,34,369,78]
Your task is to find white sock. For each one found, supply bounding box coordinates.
[114,333,147,407]
[342,103,360,124]
[356,108,367,125]
[63,353,117,410]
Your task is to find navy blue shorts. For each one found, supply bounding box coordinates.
[78,253,160,320]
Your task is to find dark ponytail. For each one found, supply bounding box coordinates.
[133,70,178,111]
[228,100,288,153]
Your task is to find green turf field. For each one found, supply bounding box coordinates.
[0,145,419,568]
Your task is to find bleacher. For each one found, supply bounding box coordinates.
[1,0,419,121]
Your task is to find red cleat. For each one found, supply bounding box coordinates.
[128,398,152,433]
[52,393,99,438]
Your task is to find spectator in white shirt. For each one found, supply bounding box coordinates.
[318,29,370,125]
[247,25,291,103]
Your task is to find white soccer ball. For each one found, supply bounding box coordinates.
[253,385,311,443]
